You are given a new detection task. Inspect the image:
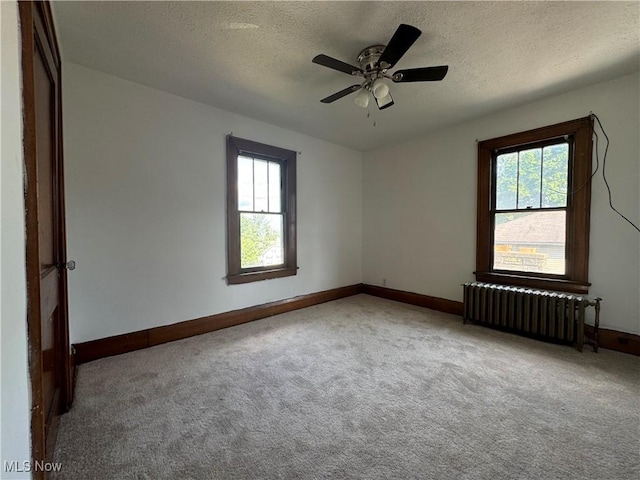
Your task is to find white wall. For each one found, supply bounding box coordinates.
[63,63,363,344]
[363,72,640,335]
[0,1,33,478]
[63,62,638,340]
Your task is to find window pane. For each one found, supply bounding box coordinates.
[493,210,566,275]
[517,148,541,209]
[542,143,569,208]
[238,156,253,211]
[495,152,517,210]
[240,213,284,268]
[268,162,281,213]
[254,160,269,212]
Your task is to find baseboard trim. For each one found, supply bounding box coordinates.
[74,284,363,364]
[361,285,639,356]
[584,325,640,356]
[73,283,639,364]
[361,284,464,316]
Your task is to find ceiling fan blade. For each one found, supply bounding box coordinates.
[377,24,422,69]
[313,54,363,75]
[375,92,394,110]
[392,65,449,83]
[320,85,361,103]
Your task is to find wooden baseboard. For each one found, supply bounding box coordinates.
[362,284,464,316]
[75,331,148,365]
[585,325,640,356]
[74,284,363,364]
[361,285,639,356]
[73,282,639,364]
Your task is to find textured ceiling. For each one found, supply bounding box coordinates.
[51,1,640,151]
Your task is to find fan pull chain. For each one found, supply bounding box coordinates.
[366,109,377,128]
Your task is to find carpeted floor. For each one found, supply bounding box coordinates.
[53,294,639,479]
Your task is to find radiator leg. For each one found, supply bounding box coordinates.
[576,302,586,352]
[583,297,602,353]
[592,298,601,353]
[462,284,468,324]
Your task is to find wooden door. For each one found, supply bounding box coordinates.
[20,1,72,473]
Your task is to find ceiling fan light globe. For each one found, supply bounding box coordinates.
[372,78,390,99]
[354,89,370,108]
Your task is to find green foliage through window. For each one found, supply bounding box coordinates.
[495,142,568,210]
[240,213,283,268]
[227,135,297,284]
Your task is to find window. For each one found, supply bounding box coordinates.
[226,136,297,284]
[476,117,593,293]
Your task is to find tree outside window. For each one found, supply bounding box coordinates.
[476,117,593,293]
[226,136,297,284]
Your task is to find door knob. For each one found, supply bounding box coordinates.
[58,260,76,271]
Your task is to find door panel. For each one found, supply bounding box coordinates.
[35,44,56,270]
[20,1,71,474]
[40,270,59,427]
[34,26,60,433]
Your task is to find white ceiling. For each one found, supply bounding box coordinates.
[51,1,639,151]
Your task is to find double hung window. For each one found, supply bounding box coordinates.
[476,117,593,293]
[226,136,297,284]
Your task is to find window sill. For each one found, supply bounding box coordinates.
[475,271,590,294]
[227,267,298,285]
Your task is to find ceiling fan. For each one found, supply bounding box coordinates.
[312,24,448,110]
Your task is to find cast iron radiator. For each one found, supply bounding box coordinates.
[462,282,601,351]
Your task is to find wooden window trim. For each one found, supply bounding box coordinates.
[476,116,593,294]
[226,136,297,284]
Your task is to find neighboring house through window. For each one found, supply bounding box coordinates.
[226,135,297,284]
[476,117,593,293]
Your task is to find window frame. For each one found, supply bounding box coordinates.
[226,135,297,284]
[476,117,593,294]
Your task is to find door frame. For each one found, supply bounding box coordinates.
[19,0,72,473]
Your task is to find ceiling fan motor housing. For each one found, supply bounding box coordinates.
[357,45,387,75]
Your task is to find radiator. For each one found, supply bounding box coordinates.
[462,282,601,352]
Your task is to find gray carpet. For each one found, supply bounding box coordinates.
[53,295,639,479]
